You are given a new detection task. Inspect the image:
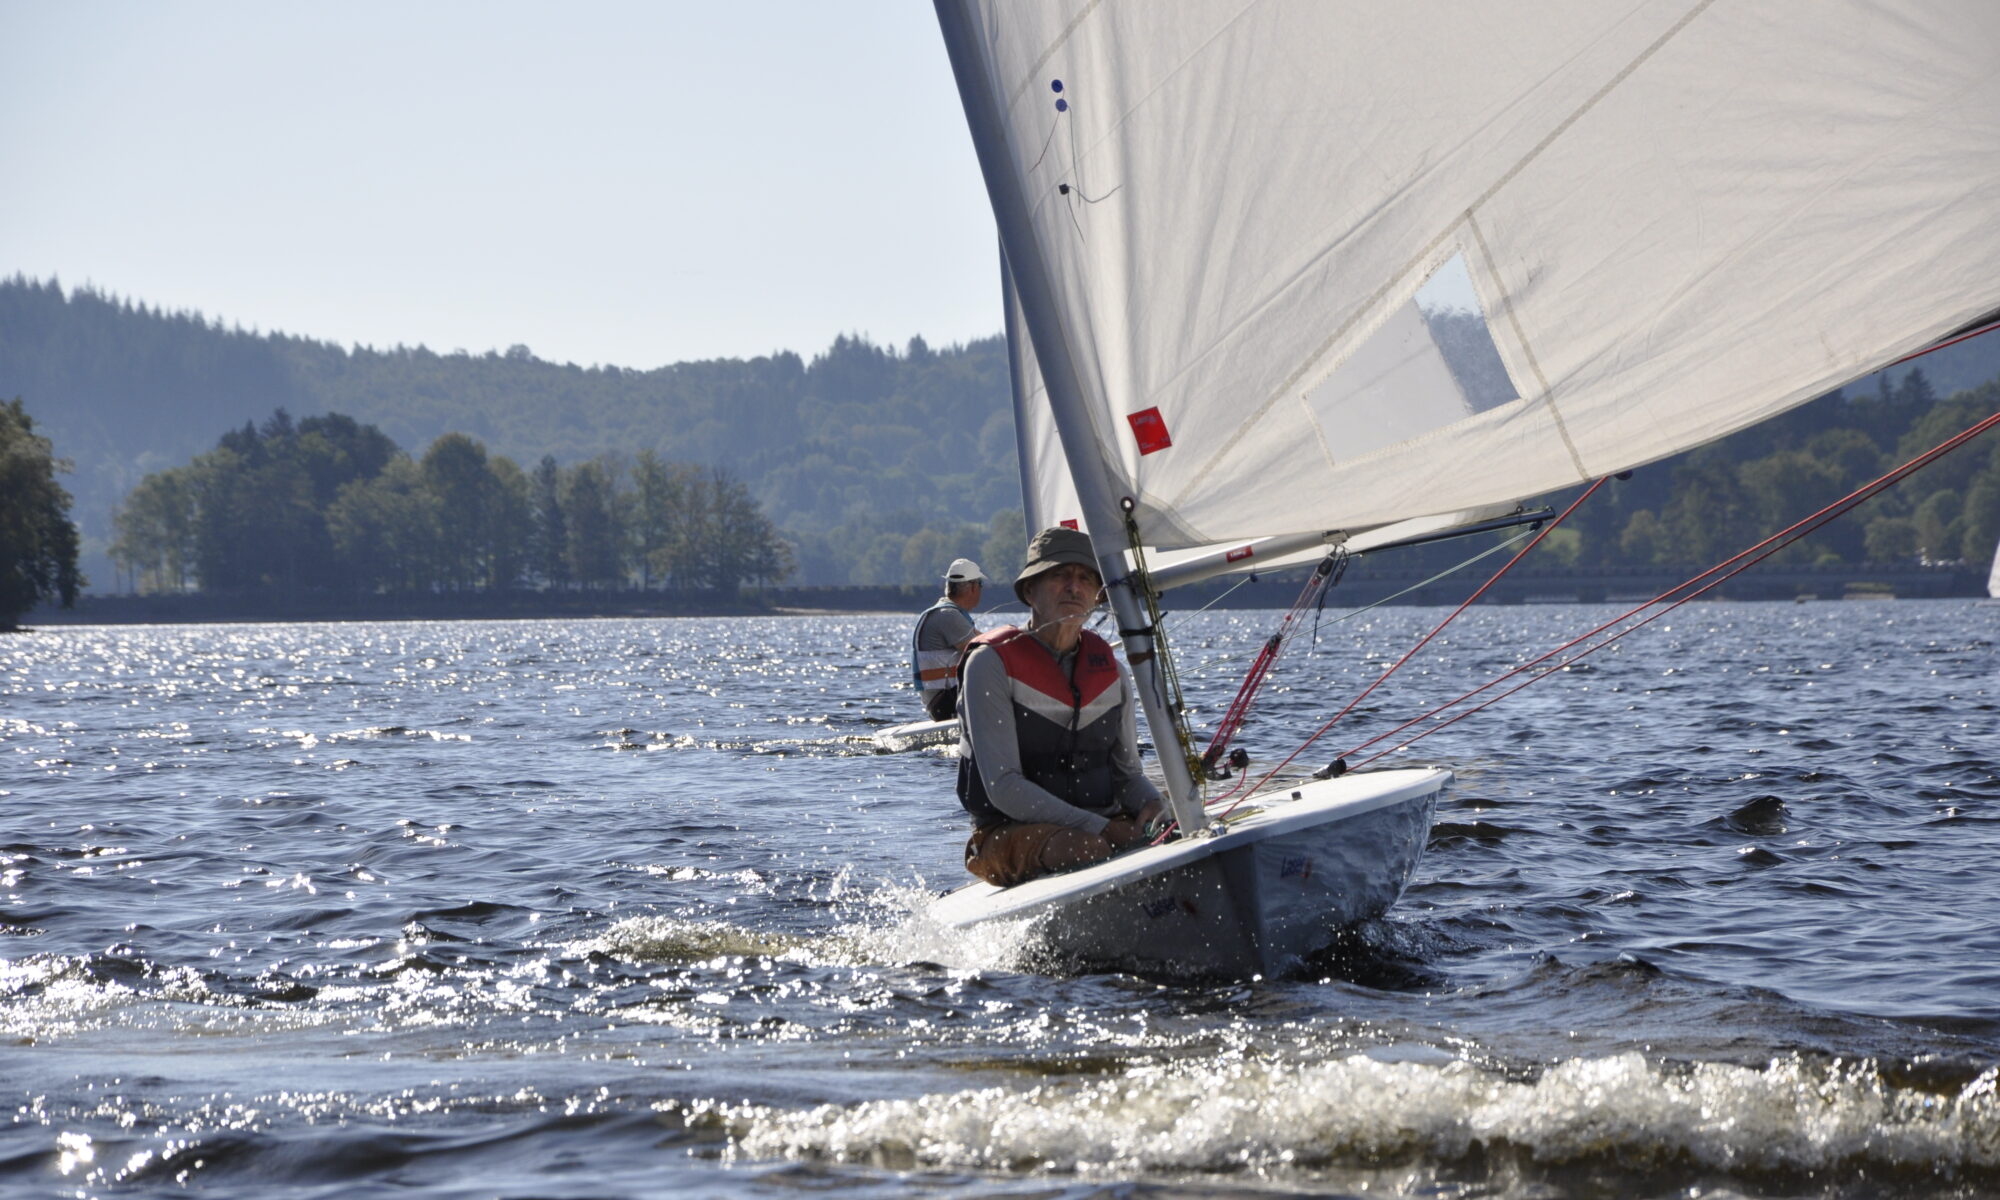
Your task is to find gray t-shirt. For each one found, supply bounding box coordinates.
[915,602,977,664]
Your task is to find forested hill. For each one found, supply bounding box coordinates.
[1,276,1018,587]
[5,273,2000,593]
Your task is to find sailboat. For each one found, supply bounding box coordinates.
[1986,536,2000,605]
[925,0,2000,976]
[872,715,957,752]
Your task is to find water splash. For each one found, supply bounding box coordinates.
[725,1050,2000,1188]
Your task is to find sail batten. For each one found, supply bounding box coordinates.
[948,0,2000,550]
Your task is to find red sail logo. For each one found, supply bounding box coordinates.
[1127,407,1172,455]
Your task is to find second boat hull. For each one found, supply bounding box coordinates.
[872,717,958,752]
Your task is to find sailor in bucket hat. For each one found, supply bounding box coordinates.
[950,527,1164,886]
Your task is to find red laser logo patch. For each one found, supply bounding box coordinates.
[1127,407,1172,455]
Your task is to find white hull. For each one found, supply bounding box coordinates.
[872,718,958,752]
[928,767,1447,977]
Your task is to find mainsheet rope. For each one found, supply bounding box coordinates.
[1157,523,1537,655]
[1191,524,1540,775]
[1198,549,1348,775]
[1199,477,1611,818]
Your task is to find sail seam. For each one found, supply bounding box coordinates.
[1300,393,1340,473]
[1003,0,1107,108]
[1471,0,1718,239]
[1467,209,1587,478]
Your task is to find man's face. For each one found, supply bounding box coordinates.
[1026,563,1101,626]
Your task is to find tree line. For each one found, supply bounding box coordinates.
[109,410,792,597]
[66,377,2000,600]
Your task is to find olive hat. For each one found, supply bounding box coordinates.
[1013,526,1101,603]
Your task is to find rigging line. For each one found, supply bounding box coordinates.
[1886,315,2000,369]
[1060,91,1123,204]
[1025,109,1063,173]
[1206,477,1609,816]
[1199,554,1343,773]
[1158,571,1256,628]
[1342,406,2000,769]
[1321,528,1540,628]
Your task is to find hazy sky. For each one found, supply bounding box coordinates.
[1,1,997,369]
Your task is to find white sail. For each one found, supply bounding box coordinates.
[1006,255,1515,583]
[1003,260,1082,537]
[1988,537,2000,600]
[948,0,2000,551]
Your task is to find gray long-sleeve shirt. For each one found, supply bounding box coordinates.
[957,639,1163,834]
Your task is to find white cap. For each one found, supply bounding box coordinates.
[944,558,986,583]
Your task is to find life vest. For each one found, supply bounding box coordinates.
[910,598,970,697]
[955,626,1126,828]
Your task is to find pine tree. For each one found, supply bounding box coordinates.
[530,455,569,588]
[561,459,624,589]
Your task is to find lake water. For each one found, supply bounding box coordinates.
[4,601,1997,1198]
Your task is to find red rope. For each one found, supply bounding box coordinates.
[1204,475,1609,817]
[1887,317,2000,369]
[1340,405,2000,770]
[1199,559,1341,771]
[1202,634,1279,765]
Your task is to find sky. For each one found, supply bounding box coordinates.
[0,0,999,369]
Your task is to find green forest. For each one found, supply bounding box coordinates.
[108,411,792,597]
[2,276,1020,589]
[4,274,1998,597]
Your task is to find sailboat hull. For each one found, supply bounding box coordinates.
[872,718,958,751]
[927,767,1447,977]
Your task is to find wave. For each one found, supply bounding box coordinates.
[719,1049,2000,1194]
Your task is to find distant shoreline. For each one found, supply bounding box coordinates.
[22,561,1987,627]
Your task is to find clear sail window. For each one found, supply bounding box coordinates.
[1414,253,1517,414]
[1300,251,1522,464]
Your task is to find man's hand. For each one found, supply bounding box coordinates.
[1102,817,1144,849]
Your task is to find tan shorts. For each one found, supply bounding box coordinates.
[964,821,1110,887]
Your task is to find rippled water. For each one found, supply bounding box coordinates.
[4,602,1997,1198]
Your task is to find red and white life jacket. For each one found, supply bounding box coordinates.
[955,626,1125,828]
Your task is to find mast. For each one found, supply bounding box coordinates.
[936,0,1207,834]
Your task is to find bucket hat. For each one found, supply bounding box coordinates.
[1013,526,1101,603]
